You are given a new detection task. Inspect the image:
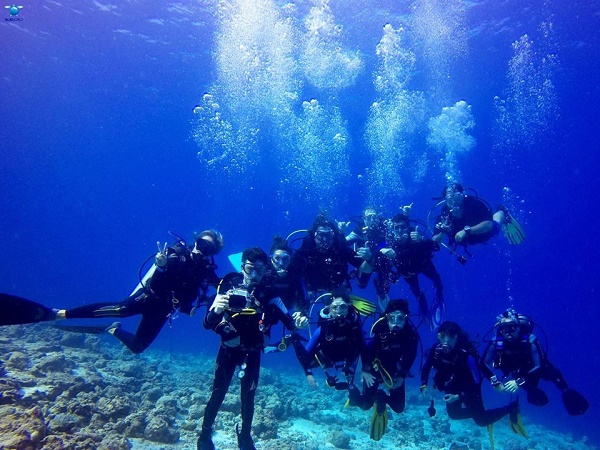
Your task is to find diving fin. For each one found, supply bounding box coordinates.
[51,323,112,335]
[498,205,526,245]
[0,293,56,325]
[376,294,389,314]
[369,397,388,441]
[526,387,549,406]
[562,388,589,416]
[487,423,495,450]
[418,293,431,328]
[508,400,529,439]
[429,297,446,330]
[349,294,376,317]
[228,252,244,272]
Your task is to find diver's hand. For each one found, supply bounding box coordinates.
[155,241,168,268]
[337,221,351,234]
[504,380,520,393]
[292,311,309,329]
[380,247,396,259]
[410,226,423,242]
[401,203,413,215]
[306,374,317,388]
[210,294,229,315]
[361,371,375,388]
[443,394,460,404]
[490,376,505,392]
[420,385,429,398]
[455,230,467,243]
[357,247,372,261]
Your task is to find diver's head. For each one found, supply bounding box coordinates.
[436,321,461,353]
[314,225,335,250]
[269,235,292,277]
[193,229,224,260]
[443,183,465,214]
[496,309,521,341]
[363,207,379,228]
[387,213,410,244]
[328,295,350,320]
[385,298,409,330]
[241,247,269,284]
[310,214,339,250]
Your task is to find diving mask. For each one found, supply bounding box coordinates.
[315,228,334,248]
[329,300,349,318]
[387,311,407,329]
[271,251,291,271]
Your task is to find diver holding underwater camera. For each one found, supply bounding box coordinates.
[198,247,308,450]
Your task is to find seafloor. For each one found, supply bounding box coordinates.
[0,324,594,450]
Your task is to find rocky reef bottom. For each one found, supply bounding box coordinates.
[0,323,595,450]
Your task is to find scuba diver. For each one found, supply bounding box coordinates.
[347,299,419,441]
[1,230,224,354]
[481,308,589,416]
[197,247,308,450]
[344,207,390,251]
[292,214,370,300]
[290,294,364,393]
[264,235,309,315]
[431,183,525,253]
[360,213,446,328]
[421,321,524,439]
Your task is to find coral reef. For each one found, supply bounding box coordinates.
[0,323,596,449]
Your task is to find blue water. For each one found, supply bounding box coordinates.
[1,0,598,445]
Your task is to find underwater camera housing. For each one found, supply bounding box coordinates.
[227,288,249,310]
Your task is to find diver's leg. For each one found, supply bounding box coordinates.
[202,346,236,430]
[462,391,511,427]
[374,275,391,313]
[64,292,147,319]
[540,361,568,391]
[111,308,169,354]
[238,350,261,448]
[388,384,406,414]
[405,275,429,320]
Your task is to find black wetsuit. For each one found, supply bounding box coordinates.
[200,272,296,439]
[292,308,364,388]
[435,196,496,246]
[421,342,511,427]
[350,319,418,413]
[372,239,443,304]
[65,243,219,353]
[346,218,388,250]
[263,261,308,314]
[293,237,363,295]
[482,333,568,405]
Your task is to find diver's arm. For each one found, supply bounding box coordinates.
[402,333,419,376]
[420,348,434,390]
[455,220,494,242]
[526,337,542,376]
[480,342,498,381]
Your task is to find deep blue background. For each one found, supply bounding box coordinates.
[1,0,598,445]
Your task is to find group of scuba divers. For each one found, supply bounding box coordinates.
[0,182,589,450]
